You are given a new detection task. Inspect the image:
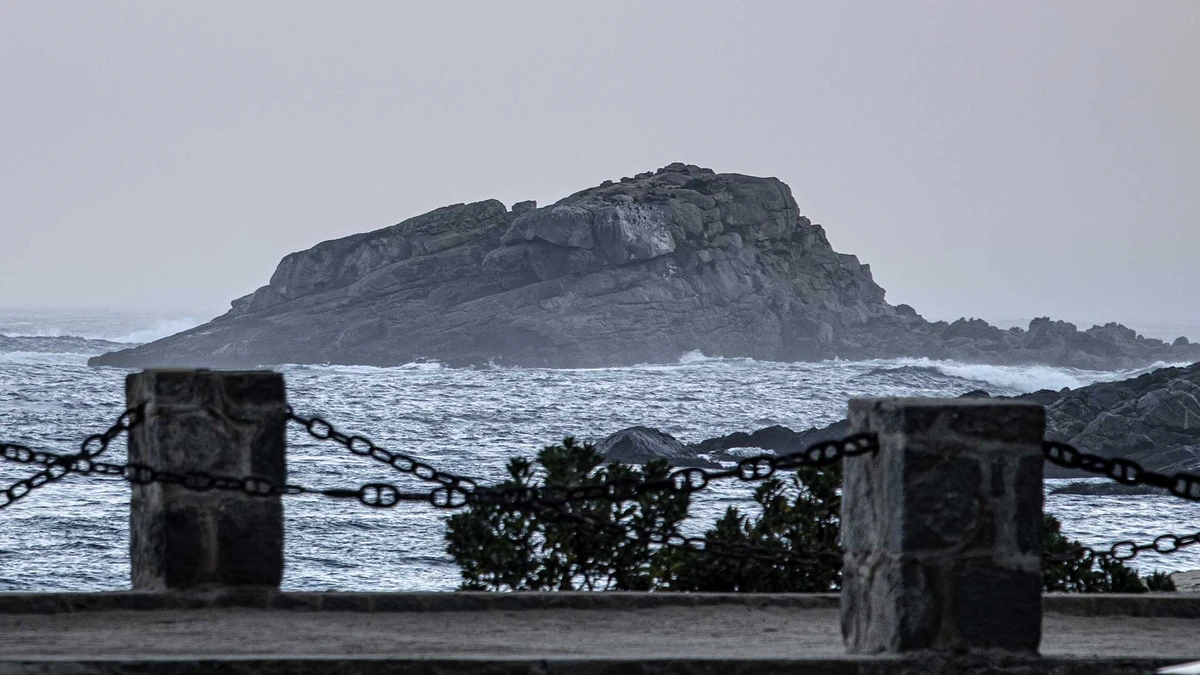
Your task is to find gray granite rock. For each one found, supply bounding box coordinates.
[1020,362,1200,477]
[841,398,1044,654]
[690,420,850,456]
[595,426,717,467]
[88,163,1200,370]
[675,362,1200,477]
[127,370,288,590]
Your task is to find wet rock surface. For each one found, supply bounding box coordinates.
[89,164,1200,370]
[1019,362,1200,478]
[595,420,850,467]
[607,362,1200,476]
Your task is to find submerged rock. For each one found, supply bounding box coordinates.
[89,163,1200,370]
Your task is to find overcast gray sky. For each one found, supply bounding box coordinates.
[2,1,1197,334]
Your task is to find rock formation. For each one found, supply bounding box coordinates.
[595,420,850,468]
[605,363,1200,476]
[90,163,1200,370]
[1020,361,1200,477]
[593,426,717,468]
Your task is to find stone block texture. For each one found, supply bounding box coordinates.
[127,370,288,590]
[841,398,1045,654]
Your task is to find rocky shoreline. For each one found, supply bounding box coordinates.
[89,163,1200,370]
[596,361,1200,477]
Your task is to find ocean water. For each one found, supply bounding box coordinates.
[1,308,1197,592]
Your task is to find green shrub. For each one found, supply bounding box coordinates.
[445,437,687,591]
[653,467,842,592]
[446,438,1174,593]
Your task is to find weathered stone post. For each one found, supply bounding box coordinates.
[127,369,288,590]
[841,398,1045,654]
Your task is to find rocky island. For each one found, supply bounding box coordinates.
[90,164,1200,370]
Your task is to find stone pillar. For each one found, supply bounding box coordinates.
[127,369,288,590]
[841,398,1044,654]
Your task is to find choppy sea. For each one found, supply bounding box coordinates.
[1,308,1197,592]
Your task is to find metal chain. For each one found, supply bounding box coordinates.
[287,409,481,492]
[1045,530,1200,564]
[1041,441,1200,564]
[1043,440,1200,501]
[288,408,877,511]
[25,408,1198,571]
[286,408,872,564]
[0,406,144,510]
[2,442,463,508]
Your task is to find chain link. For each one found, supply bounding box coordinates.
[1,406,144,510]
[287,409,481,492]
[24,408,1200,571]
[1040,440,1200,564]
[287,409,874,564]
[1044,440,1200,501]
[1046,530,1200,564]
[470,433,877,513]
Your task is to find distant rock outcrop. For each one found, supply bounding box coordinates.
[690,421,850,457]
[594,420,849,468]
[89,163,1200,370]
[602,363,1200,476]
[594,426,718,468]
[1019,362,1200,478]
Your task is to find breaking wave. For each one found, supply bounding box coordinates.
[113,317,202,344]
[873,358,1113,394]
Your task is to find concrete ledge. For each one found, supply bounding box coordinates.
[0,591,841,614]
[2,600,1197,672]
[2,591,1197,616]
[1045,593,1200,618]
[0,655,1184,675]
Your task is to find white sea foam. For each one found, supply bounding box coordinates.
[677,349,714,364]
[883,358,1109,393]
[675,350,759,366]
[113,317,203,344]
[289,361,445,374]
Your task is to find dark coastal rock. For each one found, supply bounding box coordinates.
[594,426,717,468]
[594,419,849,468]
[690,420,850,456]
[1018,362,1200,478]
[92,164,890,368]
[1048,481,1167,497]
[634,363,1200,477]
[89,163,1200,370]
